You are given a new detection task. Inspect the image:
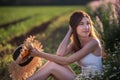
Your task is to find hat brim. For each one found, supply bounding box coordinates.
[13,45,33,66]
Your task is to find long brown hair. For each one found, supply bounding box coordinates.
[69,10,101,52]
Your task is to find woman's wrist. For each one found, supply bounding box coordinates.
[69,25,72,32]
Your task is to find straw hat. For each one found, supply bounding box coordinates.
[9,36,44,80]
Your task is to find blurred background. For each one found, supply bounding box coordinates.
[0,0,120,80]
[0,0,92,6]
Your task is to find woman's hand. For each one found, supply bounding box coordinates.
[68,25,72,33]
[30,48,41,57]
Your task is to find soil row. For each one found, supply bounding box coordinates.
[0,13,39,29]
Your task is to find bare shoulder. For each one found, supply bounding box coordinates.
[82,38,101,52]
[89,38,102,56]
[88,38,100,46]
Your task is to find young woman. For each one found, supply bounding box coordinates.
[27,10,103,80]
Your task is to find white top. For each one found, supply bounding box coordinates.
[77,53,102,77]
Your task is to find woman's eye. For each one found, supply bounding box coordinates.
[79,22,83,25]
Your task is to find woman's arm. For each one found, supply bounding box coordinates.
[56,26,73,56]
[31,39,99,65]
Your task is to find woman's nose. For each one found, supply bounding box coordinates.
[84,24,89,29]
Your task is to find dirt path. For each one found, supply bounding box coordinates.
[7,16,59,46]
[0,13,39,29]
[0,15,60,58]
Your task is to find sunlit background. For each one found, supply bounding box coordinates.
[0,0,120,80]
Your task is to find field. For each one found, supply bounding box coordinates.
[0,4,120,80]
[0,6,85,80]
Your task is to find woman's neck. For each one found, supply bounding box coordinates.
[79,37,91,47]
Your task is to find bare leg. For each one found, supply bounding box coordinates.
[27,61,76,80]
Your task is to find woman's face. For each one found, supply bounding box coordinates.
[76,17,90,38]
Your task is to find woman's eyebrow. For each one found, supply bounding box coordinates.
[80,22,84,23]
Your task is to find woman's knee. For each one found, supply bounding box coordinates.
[49,61,58,67]
[45,61,58,71]
[47,61,58,67]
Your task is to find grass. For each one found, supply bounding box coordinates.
[0,6,81,43]
[0,6,77,24]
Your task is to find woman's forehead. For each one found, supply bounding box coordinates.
[80,17,89,22]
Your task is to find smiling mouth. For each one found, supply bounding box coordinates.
[83,31,89,33]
